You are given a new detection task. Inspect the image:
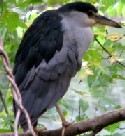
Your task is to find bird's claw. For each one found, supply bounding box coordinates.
[62,121,75,128]
[33,127,47,136]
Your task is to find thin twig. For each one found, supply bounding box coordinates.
[0,90,9,116]
[7,71,35,136]
[94,37,125,68]
[0,39,36,136]
[95,37,112,58]
[14,109,21,136]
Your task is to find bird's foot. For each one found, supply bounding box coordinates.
[62,120,75,128]
[33,127,47,136]
[62,120,71,127]
[61,121,75,136]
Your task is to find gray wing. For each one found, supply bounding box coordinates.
[19,42,79,130]
[13,10,80,130]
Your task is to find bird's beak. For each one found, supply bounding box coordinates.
[91,12,121,28]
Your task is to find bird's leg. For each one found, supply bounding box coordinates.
[33,128,39,136]
[55,103,70,127]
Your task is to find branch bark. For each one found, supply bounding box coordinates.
[0,108,125,136]
[0,39,35,136]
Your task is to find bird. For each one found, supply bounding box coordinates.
[13,2,121,131]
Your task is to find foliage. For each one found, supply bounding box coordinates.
[0,0,125,135]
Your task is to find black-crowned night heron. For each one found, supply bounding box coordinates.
[13,2,121,131]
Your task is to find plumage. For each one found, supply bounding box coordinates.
[13,2,121,131]
[13,10,63,86]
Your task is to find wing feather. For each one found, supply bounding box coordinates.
[13,10,79,130]
[13,10,63,86]
[18,46,73,130]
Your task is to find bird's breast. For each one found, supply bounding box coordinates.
[61,16,94,65]
[75,27,94,60]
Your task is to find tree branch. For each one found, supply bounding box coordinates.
[0,39,35,136]
[94,37,125,68]
[0,108,125,136]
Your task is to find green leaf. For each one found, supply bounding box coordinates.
[47,0,71,5]
[101,0,116,12]
[16,0,43,7]
[84,49,102,66]
[105,122,120,133]
[75,114,86,121]
[87,74,97,87]
[0,129,12,133]
[90,87,107,98]
[2,11,23,31]
[79,99,89,112]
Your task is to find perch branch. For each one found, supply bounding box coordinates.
[0,108,125,136]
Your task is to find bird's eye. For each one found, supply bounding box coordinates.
[88,10,94,16]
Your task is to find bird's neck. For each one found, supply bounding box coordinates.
[60,11,94,63]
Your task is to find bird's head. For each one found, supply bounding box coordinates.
[58,2,121,28]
